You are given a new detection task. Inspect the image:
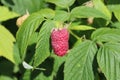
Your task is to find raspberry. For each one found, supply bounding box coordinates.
[51,28,69,56]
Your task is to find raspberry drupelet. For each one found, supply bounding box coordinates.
[51,28,69,56]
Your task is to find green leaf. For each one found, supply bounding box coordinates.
[22,58,54,80]
[92,0,111,20]
[22,70,31,80]
[108,4,120,21]
[38,8,55,19]
[22,70,53,80]
[1,0,13,8]
[112,22,120,29]
[114,11,120,21]
[71,6,109,20]
[33,20,55,67]
[91,28,120,42]
[0,75,14,80]
[64,40,97,80]
[0,6,19,22]
[0,25,21,65]
[1,0,47,14]
[28,32,38,45]
[13,43,21,65]
[107,0,120,21]
[54,10,69,22]
[0,25,16,63]
[69,24,95,30]
[34,72,53,80]
[73,39,82,47]
[97,42,120,80]
[52,53,66,75]
[16,12,44,60]
[45,0,75,8]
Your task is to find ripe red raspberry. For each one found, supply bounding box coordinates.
[51,28,69,56]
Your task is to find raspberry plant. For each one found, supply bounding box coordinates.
[0,0,120,80]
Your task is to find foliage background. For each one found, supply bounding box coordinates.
[0,0,120,80]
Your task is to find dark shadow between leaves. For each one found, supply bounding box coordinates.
[106,0,120,4]
[18,43,36,78]
[24,43,36,63]
[2,18,18,37]
[92,54,107,80]
[53,62,64,80]
[0,58,14,77]
[30,57,54,80]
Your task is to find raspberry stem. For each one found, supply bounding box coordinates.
[69,30,81,40]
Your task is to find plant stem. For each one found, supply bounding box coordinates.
[110,20,114,25]
[67,7,72,23]
[67,7,70,13]
[69,30,81,40]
